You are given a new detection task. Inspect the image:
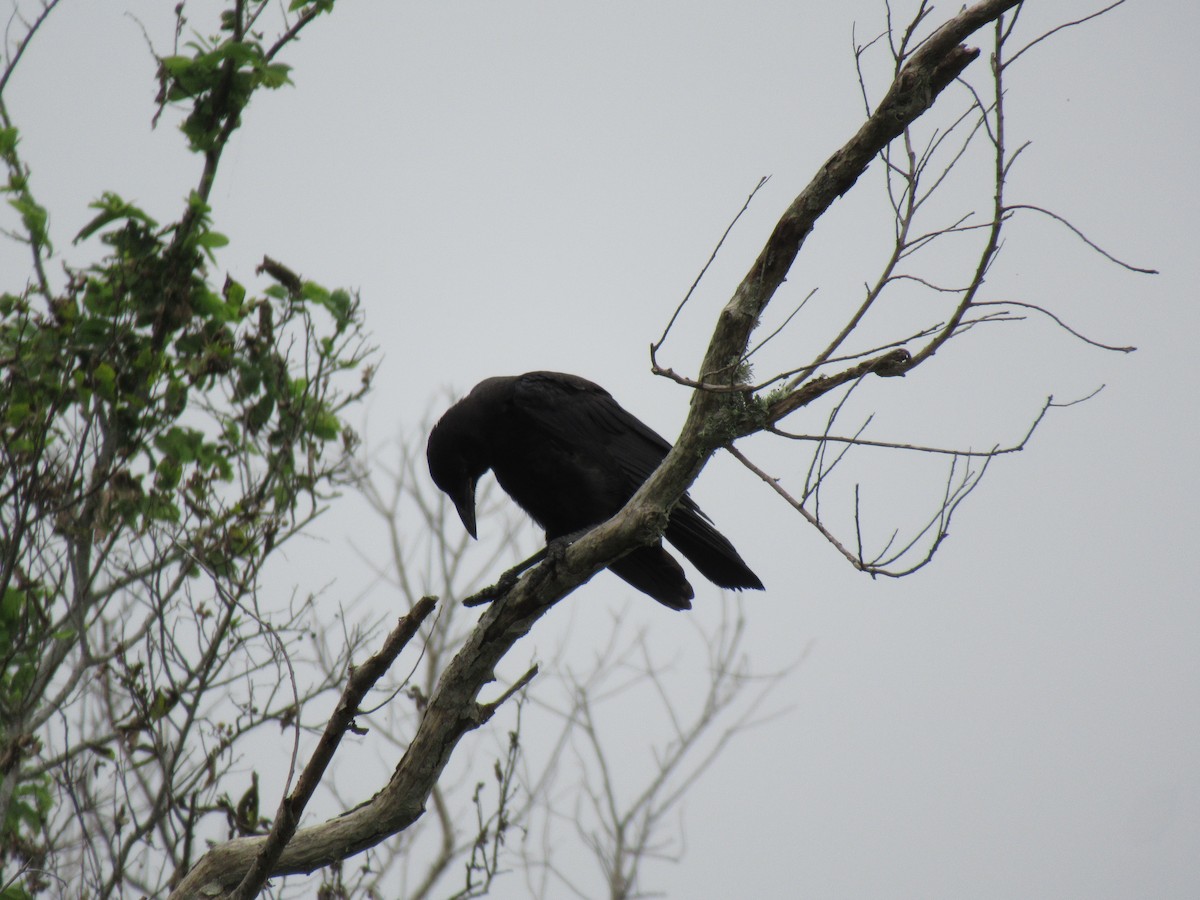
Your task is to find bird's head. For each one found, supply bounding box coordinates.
[426,403,490,539]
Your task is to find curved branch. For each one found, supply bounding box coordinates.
[973,299,1136,352]
[1003,203,1158,274]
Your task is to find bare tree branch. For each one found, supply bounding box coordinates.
[228,596,437,900]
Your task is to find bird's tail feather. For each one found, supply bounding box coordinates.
[666,502,764,592]
[609,545,694,611]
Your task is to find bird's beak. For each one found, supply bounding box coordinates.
[451,478,478,539]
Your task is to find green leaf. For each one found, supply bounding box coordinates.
[143,495,181,524]
[233,366,261,401]
[288,0,336,12]
[74,191,158,243]
[150,688,178,720]
[194,226,225,247]
[301,282,329,305]
[156,457,183,490]
[5,401,32,426]
[195,229,229,250]
[193,287,233,322]
[328,289,352,321]
[0,125,19,155]
[258,63,293,90]
[8,194,52,253]
[154,425,204,463]
[312,410,340,441]
[1,587,24,622]
[224,278,246,310]
[165,378,188,417]
[158,55,194,77]
[93,362,117,399]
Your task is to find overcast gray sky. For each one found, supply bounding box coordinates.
[4,1,1197,897]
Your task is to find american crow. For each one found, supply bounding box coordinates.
[426,371,764,610]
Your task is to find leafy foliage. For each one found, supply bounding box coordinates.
[0,2,368,895]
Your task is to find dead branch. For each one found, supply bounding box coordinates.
[226,596,437,900]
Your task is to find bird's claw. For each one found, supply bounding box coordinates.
[461,531,586,608]
[543,534,577,565]
[461,569,520,607]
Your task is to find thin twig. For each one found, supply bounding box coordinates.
[651,176,770,360]
[973,300,1136,352]
[1004,203,1158,274]
[726,445,865,571]
[1004,0,1132,68]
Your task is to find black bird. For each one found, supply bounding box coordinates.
[426,371,764,610]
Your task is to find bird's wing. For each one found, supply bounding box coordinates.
[513,372,763,592]
[512,371,673,487]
